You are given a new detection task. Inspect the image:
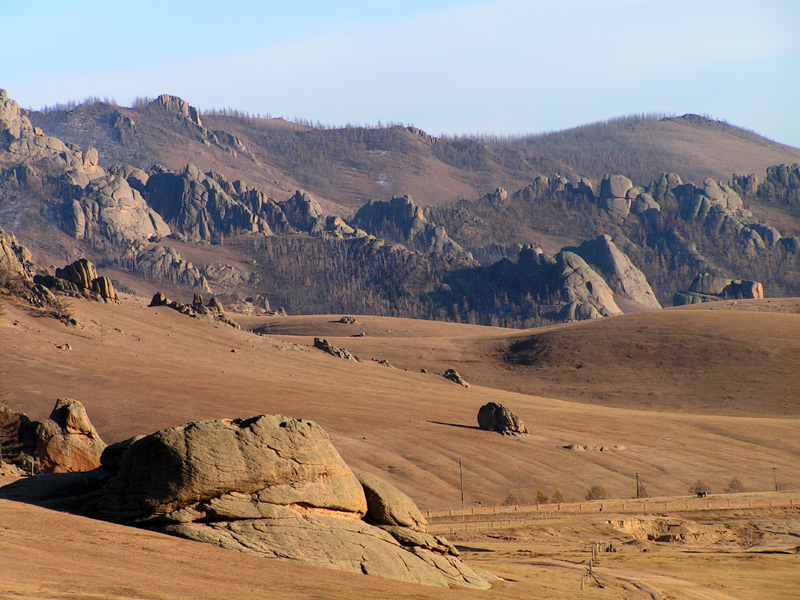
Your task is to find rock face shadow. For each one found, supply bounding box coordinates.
[425,420,481,431]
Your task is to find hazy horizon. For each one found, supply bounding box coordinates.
[5,0,800,147]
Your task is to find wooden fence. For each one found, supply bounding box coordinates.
[423,490,799,530]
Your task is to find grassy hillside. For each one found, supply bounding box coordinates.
[28,99,800,214]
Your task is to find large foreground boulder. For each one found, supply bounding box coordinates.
[477,402,528,436]
[92,415,490,589]
[2,411,491,588]
[98,415,367,523]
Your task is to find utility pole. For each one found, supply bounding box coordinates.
[459,458,465,511]
[772,467,778,492]
[635,472,647,499]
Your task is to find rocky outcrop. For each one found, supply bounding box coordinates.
[569,235,661,310]
[144,164,276,241]
[352,468,427,532]
[673,275,764,306]
[111,112,136,146]
[61,173,170,251]
[599,174,634,218]
[477,402,528,436]
[151,94,203,128]
[98,415,366,523]
[35,258,118,303]
[134,245,210,291]
[61,415,491,589]
[314,337,360,362]
[553,251,622,321]
[149,292,239,327]
[1,90,105,183]
[0,227,33,285]
[442,368,469,388]
[34,399,106,473]
[0,399,105,474]
[281,191,324,232]
[0,227,64,309]
[353,196,475,264]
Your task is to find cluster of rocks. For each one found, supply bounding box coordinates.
[563,443,626,452]
[133,245,210,291]
[477,402,528,436]
[0,413,492,589]
[0,229,116,313]
[673,275,764,306]
[149,292,239,328]
[34,258,118,303]
[0,398,106,474]
[353,195,476,264]
[313,337,359,362]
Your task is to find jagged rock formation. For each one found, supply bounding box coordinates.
[448,243,623,325]
[0,226,33,285]
[149,292,239,328]
[151,94,204,128]
[134,245,210,291]
[314,337,360,362]
[6,86,800,326]
[442,368,469,388]
[0,228,87,310]
[148,95,254,160]
[1,89,72,162]
[281,190,324,231]
[61,172,170,250]
[0,398,105,473]
[353,196,475,263]
[569,235,661,310]
[34,258,118,303]
[552,251,622,321]
[673,275,764,305]
[477,402,528,436]
[143,164,275,241]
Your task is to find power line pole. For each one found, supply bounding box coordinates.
[772,467,778,492]
[459,458,465,511]
[636,472,640,499]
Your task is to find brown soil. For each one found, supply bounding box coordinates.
[2,296,799,598]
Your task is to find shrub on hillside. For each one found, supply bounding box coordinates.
[585,485,608,501]
[689,480,711,496]
[725,477,745,494]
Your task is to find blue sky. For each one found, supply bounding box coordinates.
[5,0,800,147]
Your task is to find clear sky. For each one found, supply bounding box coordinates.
[5,0,800,147]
